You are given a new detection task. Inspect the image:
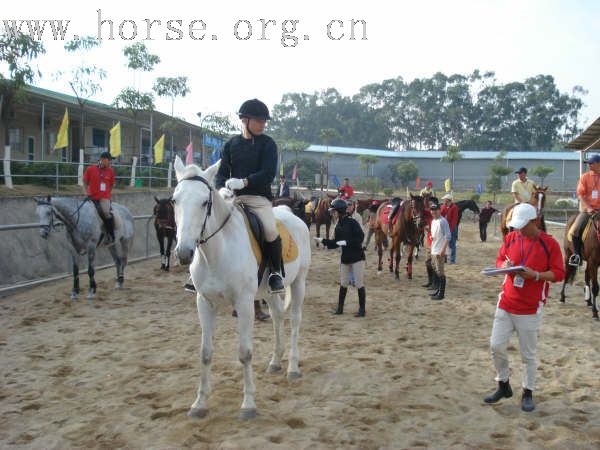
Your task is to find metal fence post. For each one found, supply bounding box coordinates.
[3,145,13,189]
[149,165,152,189]
[167,162,172,188]
[55,163,59,192]
[77,149,84,186]
[130,156,137,187]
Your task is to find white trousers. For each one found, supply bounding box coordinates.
[490,303,543,391]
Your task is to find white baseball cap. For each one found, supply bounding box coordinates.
[441,194,453,200]
[507,203,537,229]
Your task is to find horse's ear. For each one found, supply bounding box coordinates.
[202,159,221,184]
[174,156,186,182]
[154,196,159,204]
[543,187,549,192]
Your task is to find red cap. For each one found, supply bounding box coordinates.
[426,181,433,187]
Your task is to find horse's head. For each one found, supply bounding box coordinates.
[410,193,426,228]
[532,187,548,215]
[154,196,175,228]
[35,196,54,239]
[173,156,222,265]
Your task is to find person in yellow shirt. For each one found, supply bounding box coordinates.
[569,153,600,266]
[420,180,436,198]
[511,167,537,203]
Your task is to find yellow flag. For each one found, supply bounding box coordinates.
[109,122,121,157]
[444,178,451,193]
[154,134,165,164]
[54,109,69,149]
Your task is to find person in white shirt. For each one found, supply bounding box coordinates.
[429,202,451,300]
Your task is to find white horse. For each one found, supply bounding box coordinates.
[173,156,311,420]
[36,196,135,299]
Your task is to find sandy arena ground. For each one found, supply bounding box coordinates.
[1,221,599,449]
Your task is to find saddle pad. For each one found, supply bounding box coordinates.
[567,219,592,243]
[243,216,299,265]
[379,204,400,226]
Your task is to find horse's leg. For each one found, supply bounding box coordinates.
[585,268,592,308]
[590,265,599,320]
[235,295,257,419]
[388,238,394,273]
[287,277,306,379]
[265,292,285,374]
[325,220,331,241]
[188,294,217,419]
[87,247,97,300]
[395,240,401,280]
[70,253,80,300]
[108,245,123,289]
[315,223,321,247]
[117,238,130,288]
[406,244,414,280]
[157,229,166,269]
[165,234,173,271]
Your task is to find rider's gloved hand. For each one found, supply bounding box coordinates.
[313,237,323,244]
[225,178,245,191]
[336,240,347,246]
[219,187,234,198]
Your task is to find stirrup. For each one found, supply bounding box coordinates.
[184,283,196,293]
[568,254,581,267]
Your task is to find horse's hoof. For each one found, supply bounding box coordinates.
[239,408,257,420]
[87,292,95,300]
[115,282,124,289]
[187,407,208,419]
[267,364,282,373]
[165,267,170,272]
[407,275,412,280]
[287,371,302,381]
[377,270,382,275]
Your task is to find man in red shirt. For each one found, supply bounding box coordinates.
[339,178,354,199]
[440,194,459,263]
[483,203,565,412]
[83,151,116,244]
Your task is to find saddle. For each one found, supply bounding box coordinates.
[567,215,594,243]
[379,203,400,226]
[239,205,298,279]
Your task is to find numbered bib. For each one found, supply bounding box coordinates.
[100,182,106,192]
[592,190,598,200]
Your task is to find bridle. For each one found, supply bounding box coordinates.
[37,198,89,234]
[182,175,232,244]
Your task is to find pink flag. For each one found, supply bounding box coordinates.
[291,162,298,181]
[185,142,193,165]
[415,176,421,190]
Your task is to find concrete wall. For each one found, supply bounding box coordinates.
[0,190,174,287]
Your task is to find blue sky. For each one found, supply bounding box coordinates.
[3,0,599,130]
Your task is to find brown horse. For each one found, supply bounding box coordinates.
[501,187,548,237]
[560,212,600,319]
[375,194,425,279]
[272,194,310,228]
[153,196,176,271]
[312,197,333,246]
[373,200,392,272]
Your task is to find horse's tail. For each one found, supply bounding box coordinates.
[283,286,292,311]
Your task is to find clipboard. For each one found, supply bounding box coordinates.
[481,266,526,276]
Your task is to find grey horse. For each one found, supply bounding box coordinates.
[35,196,135,300]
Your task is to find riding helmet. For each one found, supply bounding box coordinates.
[238,99,271,120]
[329,198,348,213]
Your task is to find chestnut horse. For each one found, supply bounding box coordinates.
[272,194,309,228]
[501,187,548,237]
[375,194,425,279]
[560,212,600,319]
[312,197,333,246]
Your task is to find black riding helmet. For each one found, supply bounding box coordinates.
[238,99,271,120]
[329,198,348,214]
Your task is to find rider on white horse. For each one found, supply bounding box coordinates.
[215,99,285,294]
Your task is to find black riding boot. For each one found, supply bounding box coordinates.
[334,286,347,314]
[355,287,366,317]
[266,237,285,293]
[422,262,434,288]
[428,272,439,291]
[569,236,583,267]
[103,216,115,244]
[521,388,535,412]
[484,379,513,404]
[430,276,446,300]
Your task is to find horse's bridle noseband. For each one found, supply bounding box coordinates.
[183,175,232,244]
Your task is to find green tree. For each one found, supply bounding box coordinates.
[0,31,45,150]
[486,164,513,202]
[112,88,155,159]
[123,42,160,84]
[283,157,320,187]
[357,155,379,177]
[441,145,463,188]
[530,165,555,187]
[153,77,190,117]
[396,161,419,187]
[58,36,105,161]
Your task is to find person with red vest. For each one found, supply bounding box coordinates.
[82,151,116,244]
[339,178,354,199]
[440,194,459,263]
[483,203,565,412]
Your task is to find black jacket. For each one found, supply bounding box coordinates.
[323,215,365,264]
[215,134,277,199]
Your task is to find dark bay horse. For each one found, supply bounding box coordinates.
[377,194,425,279]
[312,197,333,246]
[456,199,480,226]
[560,212,600,319]
[501,187,548,237]
[154,196,176,271]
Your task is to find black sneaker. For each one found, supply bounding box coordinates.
[521,389,535,412]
